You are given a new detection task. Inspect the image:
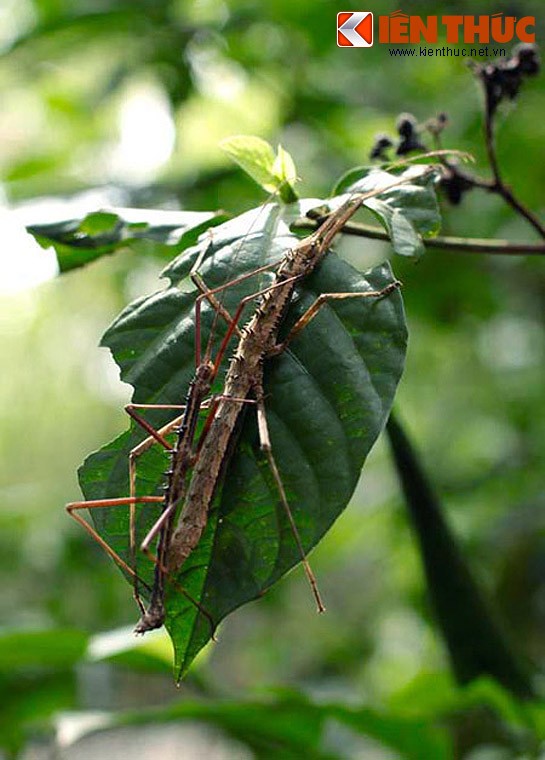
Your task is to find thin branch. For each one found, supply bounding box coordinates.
[482,104,545,239]
[292,217,545,256]
[466,51,545,240]
[385,53,545,238]
[452,167,495,192]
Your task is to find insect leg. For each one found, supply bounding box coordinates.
[272,280,402,353]
[192,257,286,365]
[66,496,163,611]
[254,373,326,614]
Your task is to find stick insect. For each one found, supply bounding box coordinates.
[68,168,431,635]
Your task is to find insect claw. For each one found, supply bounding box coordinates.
[134,604,165,635]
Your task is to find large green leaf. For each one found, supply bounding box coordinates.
[78,199,407,678]
[27,208,225,273]
[332,166,441,258]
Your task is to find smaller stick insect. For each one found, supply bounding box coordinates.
[66,203,324,632]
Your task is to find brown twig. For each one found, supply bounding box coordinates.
[291,217,545,256]
[374,47,545,239]
[427,118,544,231]
[470,48,545,240]
[482,103,545,239]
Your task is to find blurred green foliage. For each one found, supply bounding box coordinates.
[1,0,544,757]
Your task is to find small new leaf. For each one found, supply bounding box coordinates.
[272,144,299,202]
[220,135,298,201]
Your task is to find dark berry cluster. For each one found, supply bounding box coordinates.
[367,43,540,207]
[473,43,540,116]
[369,134,394,161]
[369,112,431,161]
[395,113,427,155]
[369,109,472,205]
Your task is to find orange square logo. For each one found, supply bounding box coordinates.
[337,12,373,47]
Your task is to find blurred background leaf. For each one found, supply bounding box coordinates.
[386,413,534,699]
[28,208,223,272]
